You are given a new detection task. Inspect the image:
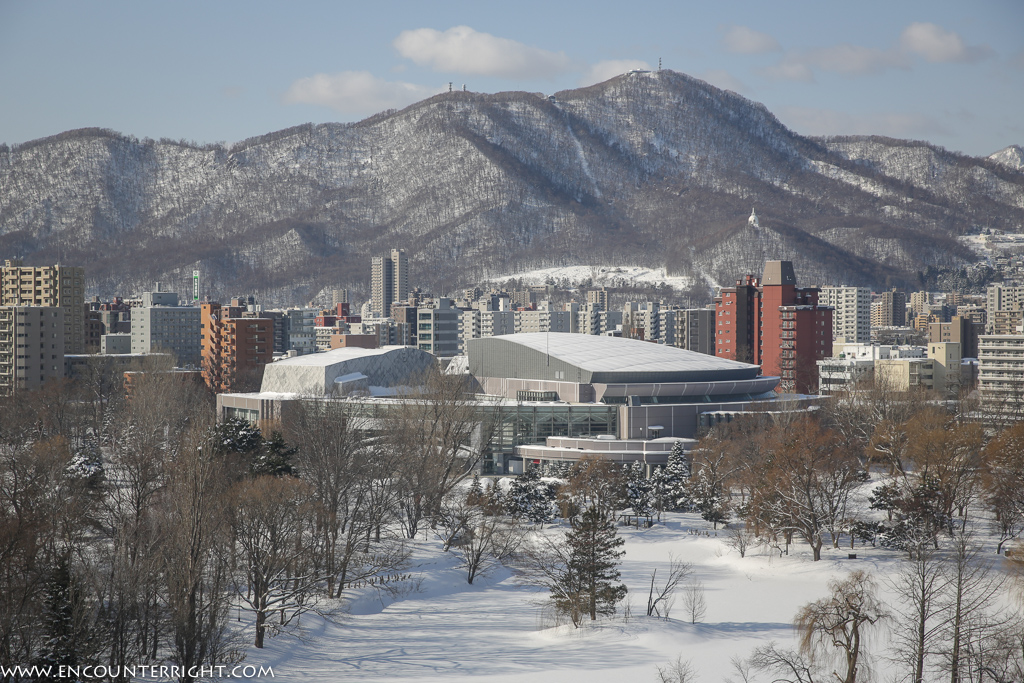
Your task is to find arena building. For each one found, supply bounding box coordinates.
[217,334,805,474]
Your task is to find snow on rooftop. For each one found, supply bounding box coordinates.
[270,345,408,367]
[493,333,758,374]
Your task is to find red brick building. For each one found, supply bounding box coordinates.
[201,302,273,392]
[715,261,832,394]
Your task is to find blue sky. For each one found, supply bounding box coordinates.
[1,0,1021,156]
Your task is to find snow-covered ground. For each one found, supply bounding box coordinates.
[960,232,1024,261]
[488,265,700,293]
[234,504,1017,683]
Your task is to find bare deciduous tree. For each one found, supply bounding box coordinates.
[160,425,235,682]
[646,555,692,618]
[757,417,861,561]
[682,579,707,624]
[385,371,492,539]
[794,570,887,683]
[453,496,529,585]
[888,544,947,683]
[656,655,698,683]
[230,476,322,648]
[748,642,820,683]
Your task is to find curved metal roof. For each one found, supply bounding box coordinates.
[494,333,757,374]
[468,333,763,384]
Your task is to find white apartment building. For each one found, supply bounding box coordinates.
[515,302,572,335]
[986,284,1024,333]
[819,286,871,343]
[978,334,1024,420]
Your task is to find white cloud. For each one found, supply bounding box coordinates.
[900,22,992,63]
[755,22,988,84]
[393,26,573,79]
[760,45,906,82]
[803,44,909,75]
[579,60,651,87]
[758,58,815,83]
[697,69,750,94]
[778,106,949,139]
[283,71,439,114]
[721,25,780,54]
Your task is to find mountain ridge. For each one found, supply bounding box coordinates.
[1,70,1021,303]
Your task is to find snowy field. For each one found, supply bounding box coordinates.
[234,504,1019,683]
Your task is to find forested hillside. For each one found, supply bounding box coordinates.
[2,70,1022,302]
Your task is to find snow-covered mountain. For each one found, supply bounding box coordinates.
[1,70,1022,301]
[989,144,1024,172]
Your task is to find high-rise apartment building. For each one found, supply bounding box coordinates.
[201,302,273,392]
[370,249,409,317]
[416,298,460,357]
[820,286,870,343]
[674,308,716,355]
[909,291,931,319]
[978,334,1024,421]
[985,283,1024,333]
[1,259,85,354]
[990,309,1024,336]
[0,306,64,396]
[623,302,663,342]
[929,315,981,359]
[714,274,761,363]
[715,261,833,394]
[871,289,908,328]
[586,287,609,311]
[515,302,572,335]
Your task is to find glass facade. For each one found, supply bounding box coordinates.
[486,402,617,473]
[224,406,259,422]
[334,397,618,475]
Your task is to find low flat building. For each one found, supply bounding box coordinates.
[518,436,696,475]
[101,333,132,354]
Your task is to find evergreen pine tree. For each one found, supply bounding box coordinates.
[215,419,296,476]
[624,461,654,517]
[484,478,506,515]
[506,465,556,524]
[560,506,627,623]
[467,474,485,507]
[215,417,263,455]
[254,431,297,477]
[662,441,692,512]
[691,466,728,529]
[35,559,98,674]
